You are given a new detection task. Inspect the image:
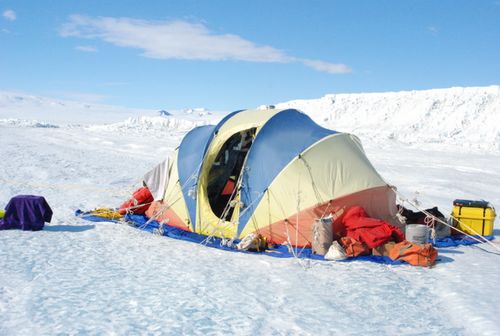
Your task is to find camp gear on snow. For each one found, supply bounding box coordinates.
[76,209,125,223]
[143,158,171,201]
[433,221,451,239]
[393,189,500,253]
[342,206,405,249]
[312,218,334,255]
[340,236,370,257]
[236,233,267,252]
[120,212,413,264]
[453,199,491,208]
[118,187,154,215]
[79,208,495,265]
[324,241,347,260]
[399,205,450,238]
[85,208,122,220]
[405,224,431,244]
[452,199,495,236]
[0,210,4,219]
[388,240,438,267]
[145,108,399,248]
[398,206,446,225]
[0,195,52,231]
[372,242,396,257]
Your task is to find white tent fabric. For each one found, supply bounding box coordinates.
[143,158,170,201]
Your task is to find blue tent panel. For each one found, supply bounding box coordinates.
[177,125,215,229]
[238,109,337,233]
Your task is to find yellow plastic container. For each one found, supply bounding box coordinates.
[0,210,4,219]
[452,199,496,236]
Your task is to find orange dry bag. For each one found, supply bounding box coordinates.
[388,240,438,267]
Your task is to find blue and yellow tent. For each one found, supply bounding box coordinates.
[145,108,399,247]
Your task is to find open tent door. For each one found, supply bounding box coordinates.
[206,128,256,221]
[195,108,313,239]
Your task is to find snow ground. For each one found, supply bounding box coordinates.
[1,88,499,335]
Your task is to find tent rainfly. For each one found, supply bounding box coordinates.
[145,108,400,247]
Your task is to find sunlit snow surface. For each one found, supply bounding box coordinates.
[0,88,499,335]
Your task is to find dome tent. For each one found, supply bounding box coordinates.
[145,108,399,247]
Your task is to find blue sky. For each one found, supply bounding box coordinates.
[1,0,499,110]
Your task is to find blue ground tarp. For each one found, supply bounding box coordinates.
[75,210,494,265]
[433,235,494,247]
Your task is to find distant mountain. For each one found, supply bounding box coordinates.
[158,109,172,116]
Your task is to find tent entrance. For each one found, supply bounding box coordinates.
[207,128,256,218]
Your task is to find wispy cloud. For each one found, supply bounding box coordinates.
[2,9,16,21]
[427,25,439,35]
[301,59,351,74]
[51,91,109,103]
[75,45,98,52]
[99,81,130,87]
[60,15,351,74]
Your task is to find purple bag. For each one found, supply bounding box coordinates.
[0,195,52,231]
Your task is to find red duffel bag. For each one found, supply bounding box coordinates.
[342,206,405,249]
[118,187,153,215]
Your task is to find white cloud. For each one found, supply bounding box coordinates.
[99,81,130,87]
[60,15,351,74]
[2,9,16,21]
[427,25,439,35]
[300,59,351,74]
[52,91,108,103]
[75,45,98,52]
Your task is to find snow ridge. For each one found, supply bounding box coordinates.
[277,86,500,151]
[0,91,155,125]
[0,118,59,128]
[87,115,216,133]
[2,86,499,151]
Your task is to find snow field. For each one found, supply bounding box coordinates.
[1,86,499,335]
